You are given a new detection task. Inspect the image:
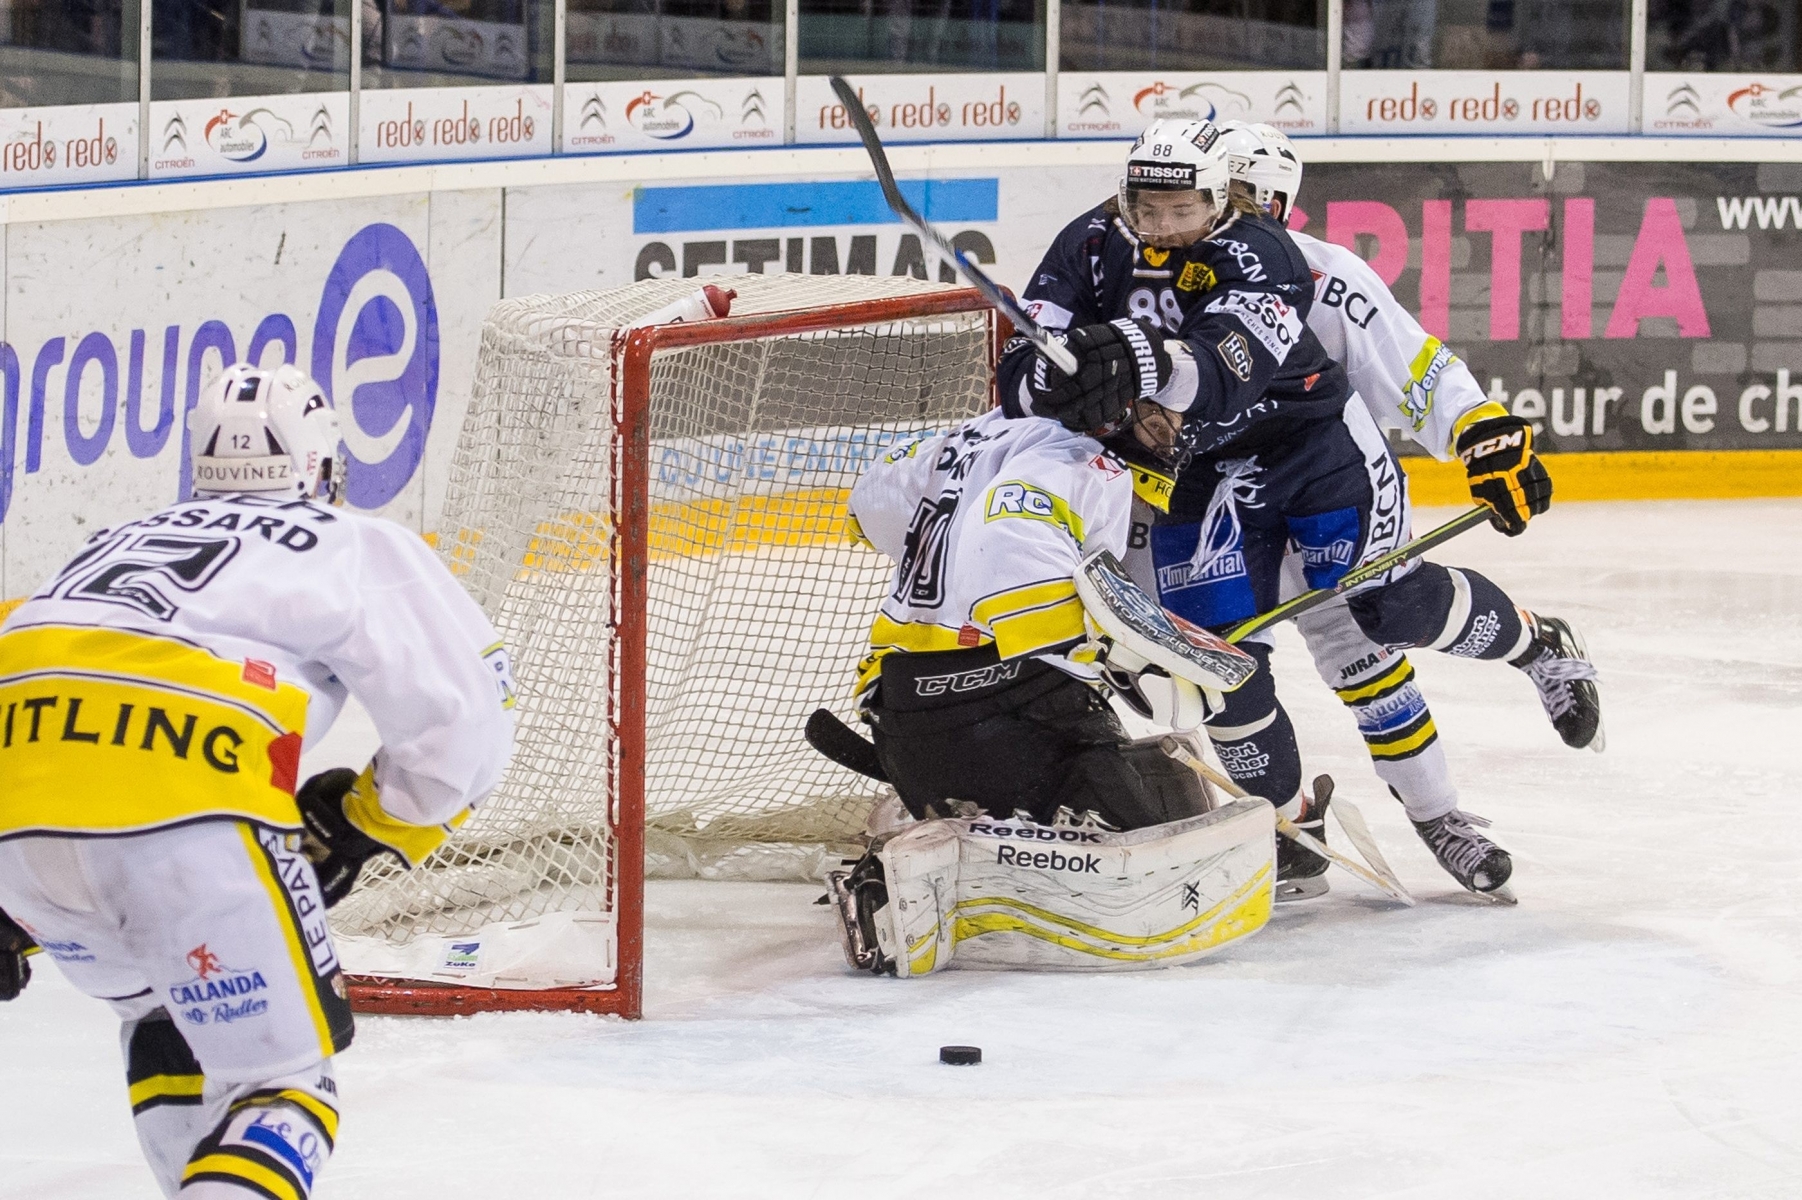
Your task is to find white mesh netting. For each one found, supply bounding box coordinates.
[331,273,995,960]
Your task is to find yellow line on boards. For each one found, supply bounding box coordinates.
[1403,449,1802,506]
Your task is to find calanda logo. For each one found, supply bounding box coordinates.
[1727,82,1802,128]
[170,943,271,1026]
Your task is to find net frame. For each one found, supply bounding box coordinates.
[343,284,1005,1018]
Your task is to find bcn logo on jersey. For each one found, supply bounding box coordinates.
[984,481,1086,543]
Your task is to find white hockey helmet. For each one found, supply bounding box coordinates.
[189,363,345,504]
[1118,118,1232,249]
[1218,121,1303,224]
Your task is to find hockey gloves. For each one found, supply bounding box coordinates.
[298,767,394,907]
[1029,318,1171,438]
[1455,412,1551,536]
[0,907,37,1002]
[298,761,471,907]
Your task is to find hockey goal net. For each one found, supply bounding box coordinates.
[331,273,1002,1016]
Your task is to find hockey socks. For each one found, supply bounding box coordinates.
[1200,643,1303,806]
[1349,563,1528,661]
[1331,653,1459,823]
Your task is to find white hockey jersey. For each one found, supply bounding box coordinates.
[849,409,1151,696]
[0,494,514,842]
[1293,231,1496,460]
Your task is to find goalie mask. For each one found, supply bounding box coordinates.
[1118,118,1232,249]
[1218,121,1303,224]
[189,363,345,504]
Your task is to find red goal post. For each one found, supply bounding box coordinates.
[335,277,1008,1018]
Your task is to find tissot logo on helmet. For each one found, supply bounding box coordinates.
[1127,162,1197,187]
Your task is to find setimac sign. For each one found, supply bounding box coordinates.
[1339,71,1631,135]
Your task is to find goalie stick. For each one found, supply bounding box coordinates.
[828,76,1079,377]
[805,707,1412,905]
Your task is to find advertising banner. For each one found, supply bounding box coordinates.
[795,74,1046,144]
[359,85,553,164]
[1056,72,1329,139]
[1298,160,1802,453]
[562,78,783,153]
[1644,73,1802,137]
[502,154,1802,461]
[0,191,500,596]
[149,93,350,179]
[565,12,781,76]
[1339,71,1631,135]
[0,104,138,191]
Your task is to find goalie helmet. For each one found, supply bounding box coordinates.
[189,363,345,504]
[1218,121,1303,224]
[1117,118,1232,249]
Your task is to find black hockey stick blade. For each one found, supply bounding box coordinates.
[806,708,889,783]
[827,76,1078,376]
[1224,505,1494,644]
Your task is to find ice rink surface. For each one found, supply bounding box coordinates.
[6,498,1801,1200]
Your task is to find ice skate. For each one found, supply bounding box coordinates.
[1275,776,1332,902]
[1412,809,1516,904]
[1512,614,1604,752]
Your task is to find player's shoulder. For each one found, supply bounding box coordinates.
[1294,229,1388,286]
[1044,200,1124,257]
[1198,211,1309,288]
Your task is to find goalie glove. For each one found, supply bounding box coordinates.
[1027,319,1172,438]
[1455,410,1551,536]
[0,907,37,1002]
[298,762,470,907]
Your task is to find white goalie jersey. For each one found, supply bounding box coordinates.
[1294,230,1492,460]
[848,408,1139,696]
[0,494,515,843]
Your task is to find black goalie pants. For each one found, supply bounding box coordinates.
[864,645,1207,832]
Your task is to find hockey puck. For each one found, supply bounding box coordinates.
[939,1045,982,1066]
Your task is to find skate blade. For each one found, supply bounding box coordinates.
[1469,883,1518,906]
[1274,876,1330,903]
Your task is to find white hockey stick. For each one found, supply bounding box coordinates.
[828,76,1079,377]
[1160,737,1415,906]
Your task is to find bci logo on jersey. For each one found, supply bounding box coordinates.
[0,222,438,525]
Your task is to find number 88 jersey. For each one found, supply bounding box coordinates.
[0,494,513,842]
[998,199,1355,466]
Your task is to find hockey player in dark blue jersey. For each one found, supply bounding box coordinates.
[997,118,1600,900]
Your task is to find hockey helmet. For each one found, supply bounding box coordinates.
[1218,121,1303,224]
[1118,118,1232,249]
[189,363,345,504]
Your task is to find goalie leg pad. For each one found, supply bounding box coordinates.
[873,802,1275,976]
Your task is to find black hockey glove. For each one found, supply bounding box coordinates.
[298,767,399,908]
[0,907,37,1002]
[1455,413,1551,537]
[1028,319,1172,438]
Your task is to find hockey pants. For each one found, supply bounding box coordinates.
[0,822,353,1199]
[1154,403,1535,808]
[865,645,1207,831]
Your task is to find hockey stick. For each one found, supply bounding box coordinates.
[806,708,888,782]
[1159,737,1415,906]
[1222,505,1493,644]
[828,76,1079,377]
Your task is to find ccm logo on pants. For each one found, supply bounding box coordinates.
[996,845,1102,873]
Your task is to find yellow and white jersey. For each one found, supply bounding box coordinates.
[849,408,1138,695]
[1294,231,1493,460]
[0,494,515,841]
